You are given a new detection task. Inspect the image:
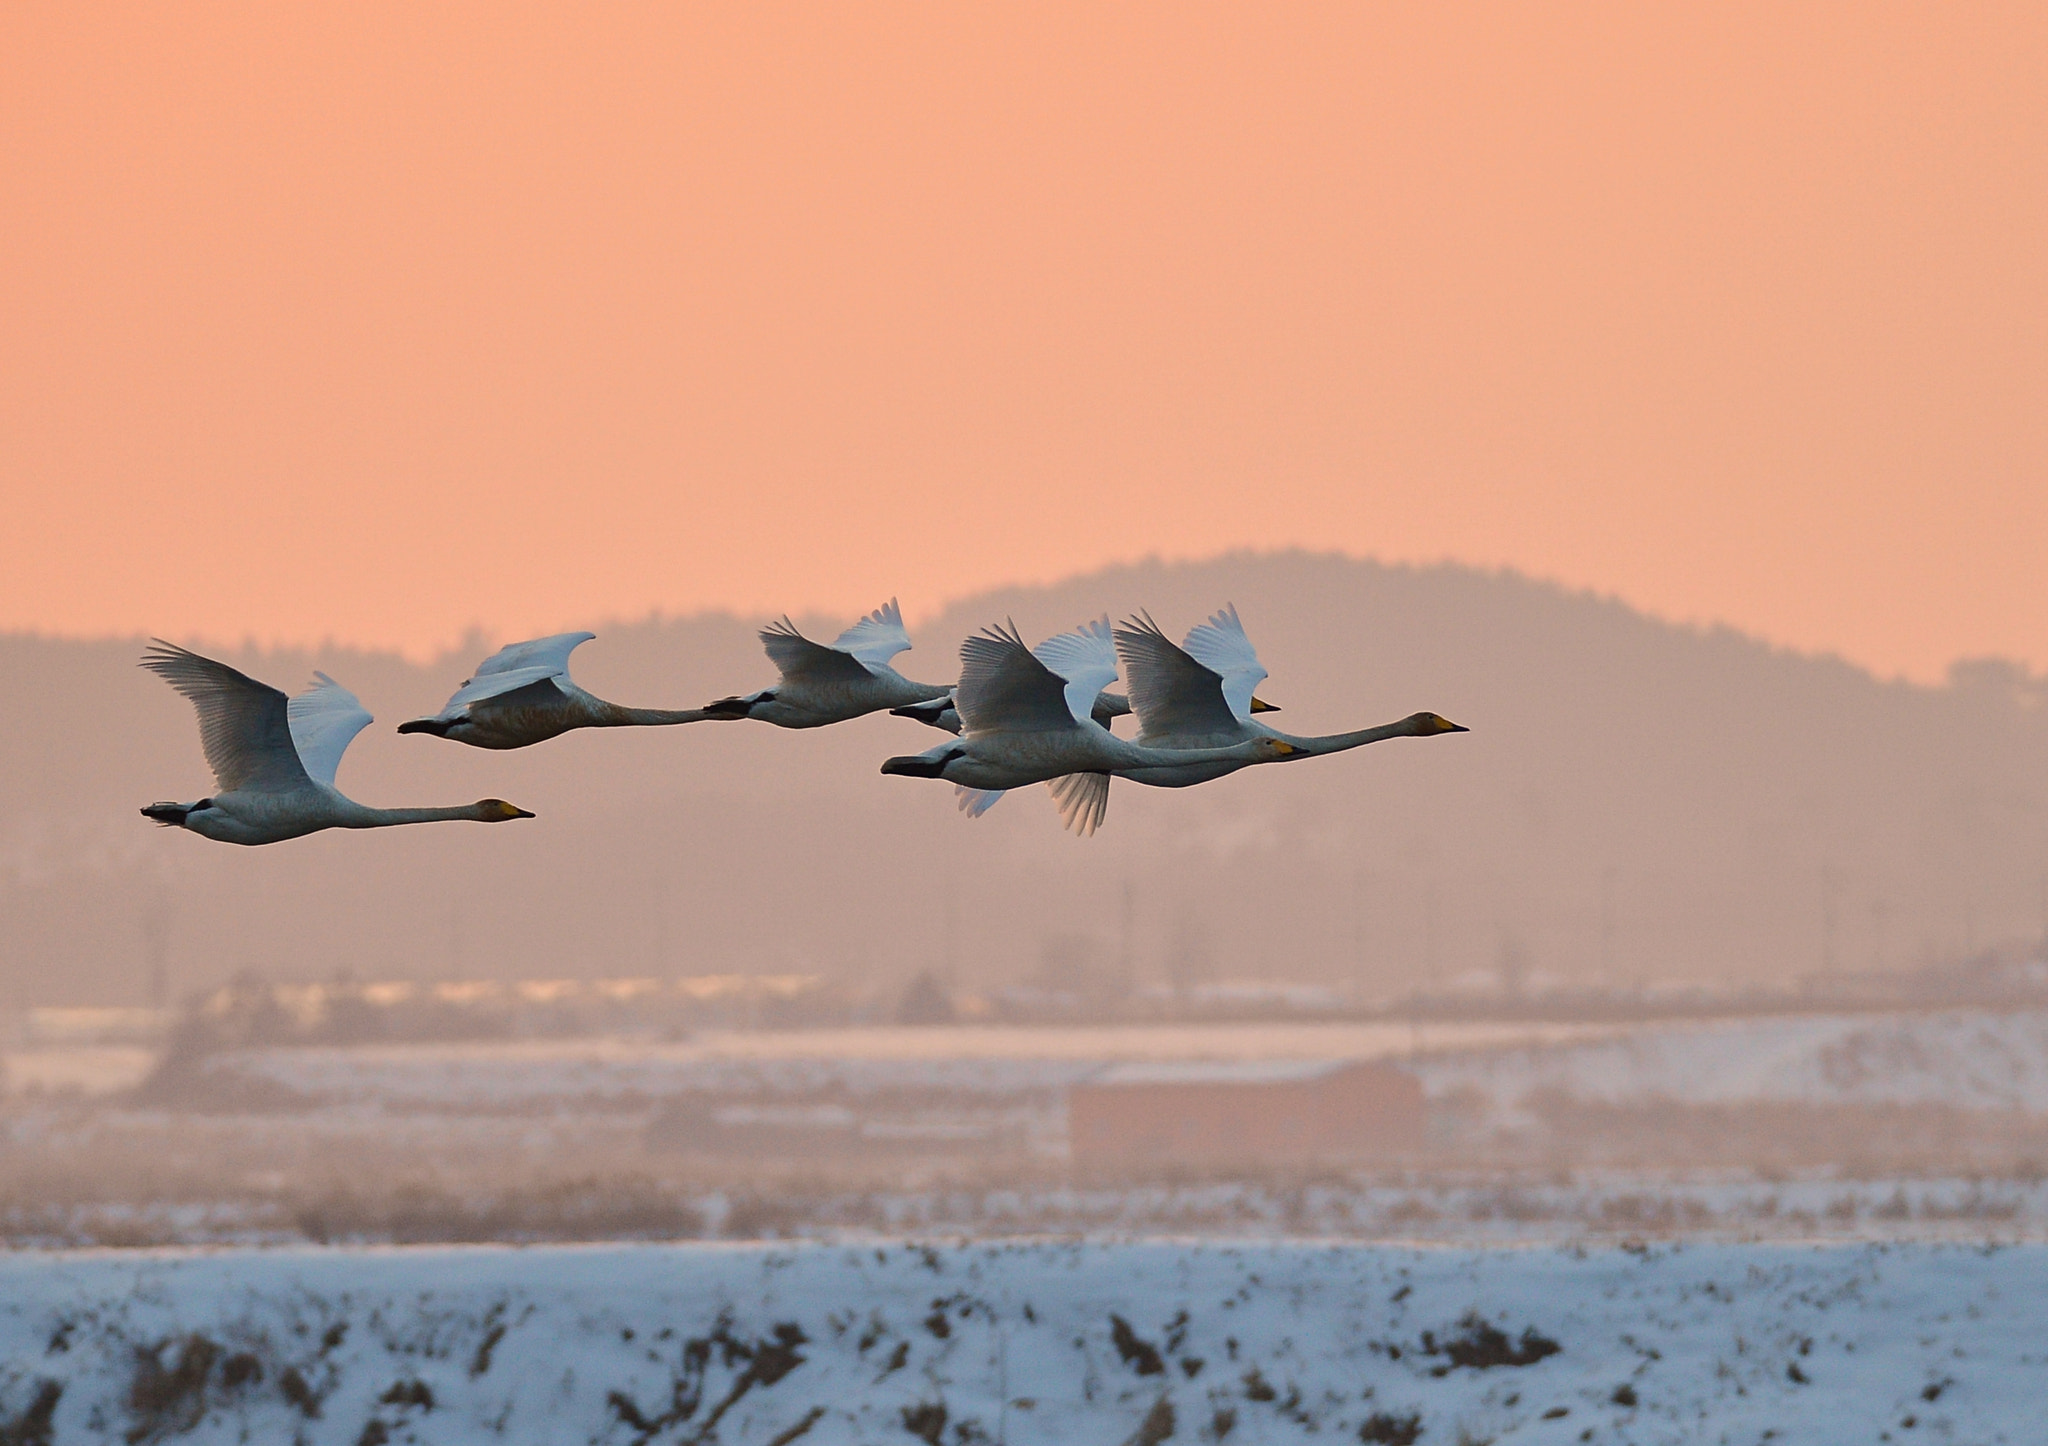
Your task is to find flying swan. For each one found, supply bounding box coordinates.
[1048,604,1464,830]
[879,618,1305,834]
[703,599,955,728]
[399,632,707,750]
[140,642,535,845]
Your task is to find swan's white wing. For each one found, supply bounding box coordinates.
[141,641,310,793]
[831,598,913,670]
[472,632,594,680]
[760,617,874,685]
[287,673,374,788]
[954,621,1077,734]
[1030,617,1120,726]
[1046,772,1110,836]
[432,632,591,711]
[1182,604,1270,722]
[954,786,1007,817]
[1114,613,1238,738]
[444,664,563,711]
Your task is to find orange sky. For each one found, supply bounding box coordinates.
[3,3,2043,681]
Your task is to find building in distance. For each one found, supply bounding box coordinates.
[1068,1058,1424,1174]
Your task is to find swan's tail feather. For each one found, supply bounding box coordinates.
[954,787,1006,817]
[1046,772,1110,836]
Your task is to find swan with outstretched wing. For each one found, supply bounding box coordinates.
[141,643,534,845]
[1104,604,1466,798]
[703,599,955,728]
[879,618,1305,835]
[400,632,708,750]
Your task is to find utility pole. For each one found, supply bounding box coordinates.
[1820,864,1840,978]
[650,873,670,975]
[141,891,172,1010]
[1599,866,1617,984]
[941,879,958,989]
[445,899,464,981]
[1351,867,1368,1008]
[1424,880,1440,983]
[1118,878,1135,1003]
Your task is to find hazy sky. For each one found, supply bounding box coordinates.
[4,4,2043,680]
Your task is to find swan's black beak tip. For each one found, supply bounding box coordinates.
[881,753,951,778]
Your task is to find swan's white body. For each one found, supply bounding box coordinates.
[141,642,534,846]
[880,619,1304,834]
[705,600,953,728]
[400,632,707,750]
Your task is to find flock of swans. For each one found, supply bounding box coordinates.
[141,601,1466,845]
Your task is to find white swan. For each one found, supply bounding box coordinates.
[892,688,1137,825]
[879,619,1304,834]
[141,642,534,846]
[399,632,707,750]
[1070,605,1463,826]
[885,621,1261,823]
[703,599,954,728]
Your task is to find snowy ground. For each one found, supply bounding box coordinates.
[79,1008,2048,1116]
[10,1010,2048,1251]
[12,1171,2048,1252]
[204,1020,1605,1110]
[1412,1009,2048,1122]
[0,1240,2038,1444]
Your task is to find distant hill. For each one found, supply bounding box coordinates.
[3,552,2045,1007]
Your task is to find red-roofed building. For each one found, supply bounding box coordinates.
[1068,1058,1424,1172]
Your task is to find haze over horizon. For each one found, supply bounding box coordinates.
[7,552,2045,1015]
[5,5,2045,682]
[17,545,2040,693]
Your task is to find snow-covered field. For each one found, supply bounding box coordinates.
[11,1010,2048,1251]
[1413,1009,2048,1120]
[202,1020,1605,1109]
[113,1009,2048,1116]
[0,1240,2037,1444]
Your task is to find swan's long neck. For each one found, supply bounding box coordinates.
[591,701,711,728]
[340,802,500,828]
[1267,716,1433,756]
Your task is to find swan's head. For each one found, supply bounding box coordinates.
[1407,712,1468,735]
[1249,696,1280,713]
[478,799,536,821]
[1248,737,1305,762]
